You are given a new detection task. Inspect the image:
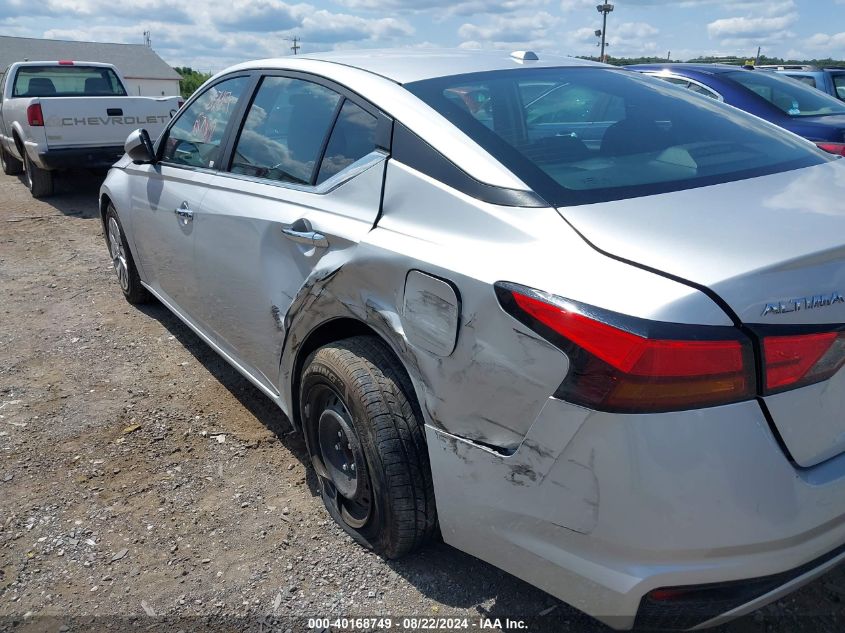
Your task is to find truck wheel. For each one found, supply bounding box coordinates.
[300,336,437,559]
[0,145,22,175]
[105,204,151,305]
[24,154,54,198]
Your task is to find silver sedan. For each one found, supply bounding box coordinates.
[100,49,845,630]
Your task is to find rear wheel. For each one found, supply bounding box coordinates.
[23,153,54,198]
[0,144,22,175]
[105,204,151,304]
[300,336,437,559]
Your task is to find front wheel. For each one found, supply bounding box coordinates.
[105,204,151,304]
[23,154,54,198]
[300,336,437,559]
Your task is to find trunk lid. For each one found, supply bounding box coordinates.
[558,161,845,467]
[39,96,178,149]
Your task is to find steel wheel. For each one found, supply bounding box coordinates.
[308,385,372,529]
[107,216,130,292]
[300,336,437,558]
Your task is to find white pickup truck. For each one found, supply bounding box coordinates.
[0,60,182,197]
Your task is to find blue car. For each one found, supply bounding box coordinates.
[627,63,845,155]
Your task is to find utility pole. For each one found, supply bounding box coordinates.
[143,30,151,47]
[596,4,614,63]
[289,36,301,55]
[667,51,671,61]
[755,45,761,65]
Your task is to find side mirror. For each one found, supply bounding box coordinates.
[125,129,156,164]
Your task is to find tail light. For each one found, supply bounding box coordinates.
[816,142,845,156]
[58,60,74,65]
[496,283,755,413]
[762,331,845,393]
[27,104,44,127]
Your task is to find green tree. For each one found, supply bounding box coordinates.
[174,67,213,99]
[577,54,845,68]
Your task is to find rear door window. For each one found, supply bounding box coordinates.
[316,100,378,185]
[649,74,722,100]
[686,82,721,99]
[160,75,251,169]
[229,76,341,185]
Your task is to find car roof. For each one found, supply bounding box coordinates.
[215,50,606,194]
[250,48,603,85]
[627,63,747,75]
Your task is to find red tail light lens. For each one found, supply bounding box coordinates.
[816,142,845,156]
[763,331,845,392]
[27,104,44,127]
[58,60,74,65]
[497,283,755,412]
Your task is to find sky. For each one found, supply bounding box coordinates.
[1,0,845,72]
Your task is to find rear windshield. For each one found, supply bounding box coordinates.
[727,70,845,117]
[406,67,828,206]
[12,65,127,97]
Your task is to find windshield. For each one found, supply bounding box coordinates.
[407,67,828,206]
[12,65,127,97]
[726,70,845,117]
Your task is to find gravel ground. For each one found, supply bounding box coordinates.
[0,168,844,633]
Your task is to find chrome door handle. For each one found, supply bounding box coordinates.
[174,201,193,223]
[282,219,328,248]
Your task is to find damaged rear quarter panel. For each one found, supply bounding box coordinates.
[280,160,734,450]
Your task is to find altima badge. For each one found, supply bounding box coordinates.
[762,291,845,316]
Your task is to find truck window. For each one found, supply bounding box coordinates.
[786,74,817,88]
[12,66,127,97]
[833,74,845,100]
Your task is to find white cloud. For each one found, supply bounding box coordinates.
[805,32,845,54]
[457,11,560,42]
[335,0,545,14]
[707,14,796,39]
[299,11,413,43]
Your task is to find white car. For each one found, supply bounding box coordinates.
[0,60,181,197]
[100,49,845,630]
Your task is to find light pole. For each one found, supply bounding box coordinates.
[596,3,614,63]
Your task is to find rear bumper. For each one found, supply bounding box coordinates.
[640,543,845,629]
[36,146,125,170]
[427,397,845,630]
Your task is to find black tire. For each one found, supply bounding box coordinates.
[300,336,437,559]
[23,153,54,198]
[104,204,151,305]
[0,144,22,175]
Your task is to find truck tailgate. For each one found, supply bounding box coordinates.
[40,97,177,149]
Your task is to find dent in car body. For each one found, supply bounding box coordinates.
[402,270,461,357]
[279,159,733,452]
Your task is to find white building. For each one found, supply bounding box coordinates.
[0,36,181,96]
